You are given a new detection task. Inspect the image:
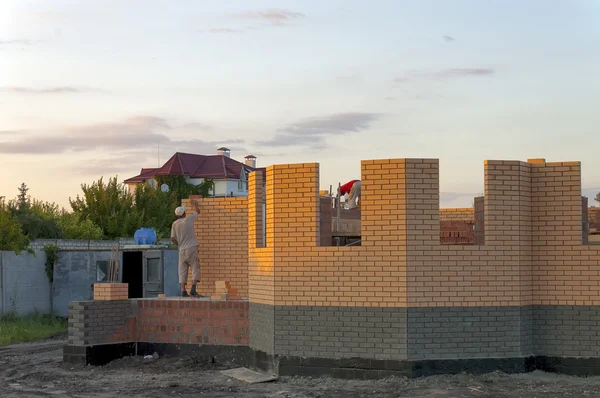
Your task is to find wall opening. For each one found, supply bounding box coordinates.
[122,251,143,299]
[439,196,485,245]
[320,181,361,246]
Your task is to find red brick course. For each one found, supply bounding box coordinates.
[136,300,249,345]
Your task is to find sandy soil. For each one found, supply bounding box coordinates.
[2,340,600,397]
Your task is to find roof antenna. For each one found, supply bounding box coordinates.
[157,140,160,167]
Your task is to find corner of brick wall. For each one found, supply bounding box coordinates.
[68,300,137,346]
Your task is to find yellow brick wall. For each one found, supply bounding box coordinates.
[440,208,474,222]
[405,160,534,307]
[248,170,275,305]
[181,195,249,297]
[247,160,408,308]
[530,161,600,305]
[246,157,600,309]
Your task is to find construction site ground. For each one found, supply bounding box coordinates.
[2,338,600,397]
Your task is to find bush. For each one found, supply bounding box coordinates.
[0,209,30,254]
[56,213,103,240]
[43,244,58,283]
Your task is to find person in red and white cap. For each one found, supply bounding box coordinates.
[339,180,361,209]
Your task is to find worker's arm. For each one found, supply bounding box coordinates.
[170,224,178,247]
[189,199,200,221]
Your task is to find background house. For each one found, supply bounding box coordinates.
[124,148,265,197]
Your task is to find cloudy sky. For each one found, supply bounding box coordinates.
[1,0,600,208]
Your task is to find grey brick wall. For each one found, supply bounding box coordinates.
[520,306,533,356]
[68,300,136,346]
[407,306,528,360]
[249,303,274,354]
[534,306,600,357]
[274,306,407,360]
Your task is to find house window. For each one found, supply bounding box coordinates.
[96,260,109,282]
[238,171,247,191]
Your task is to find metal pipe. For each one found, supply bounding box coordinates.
[346,239,362,246]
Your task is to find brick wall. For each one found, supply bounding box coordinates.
[439,207,477,245]
[474,196,485,245]
[136,300,248,345]
[65,156,600,375]
[181,196,249,297]
[440,208,474,221]
[247,171,275,355]
[68,300,136,346]
[590,207,600,233]
[245,156,600,365]
[440,220,475,244]
[67,299,248,347]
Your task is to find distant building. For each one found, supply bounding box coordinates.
[124,148,264,197]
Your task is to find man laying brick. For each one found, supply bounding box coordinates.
[171,199,203,297]
[339,179,361,209]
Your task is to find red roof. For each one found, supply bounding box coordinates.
[124,152,266,183]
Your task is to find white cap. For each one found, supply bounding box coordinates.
[174,206,186,216]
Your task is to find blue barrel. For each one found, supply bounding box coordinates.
[134,228,157,245]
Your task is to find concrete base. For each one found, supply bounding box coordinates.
[63,342,600,379]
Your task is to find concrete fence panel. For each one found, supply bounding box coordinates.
[0,250,51,316]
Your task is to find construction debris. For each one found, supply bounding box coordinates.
[220,367,277,384]
[211,281,241,301]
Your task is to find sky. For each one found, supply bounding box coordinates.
[1,0,600,209]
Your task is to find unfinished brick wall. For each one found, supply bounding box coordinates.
[181,196,249,297]
[529,160,600,305]
[247,156,600,364]
[440,208,474,221]
[590,206,600,233]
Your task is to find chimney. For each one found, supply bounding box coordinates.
[217,147,230,157]
[244,154,257,168]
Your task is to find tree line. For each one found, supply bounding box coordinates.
[0,176,213,253]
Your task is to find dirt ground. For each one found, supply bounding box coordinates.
[2,340,600,397]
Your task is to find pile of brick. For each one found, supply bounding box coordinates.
[93,283,128,301]
[211,281,241,301]
[440,220,475,244]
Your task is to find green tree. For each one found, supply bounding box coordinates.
[56,212,104,240]
[0,209,30,254]
[595,192,599,205]
[70,176,145,239]
[154,176,214,203]
[70,175,214,240]
[7,186,63,240]
[17,182,29,213]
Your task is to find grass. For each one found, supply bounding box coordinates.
[0,312,67,347]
